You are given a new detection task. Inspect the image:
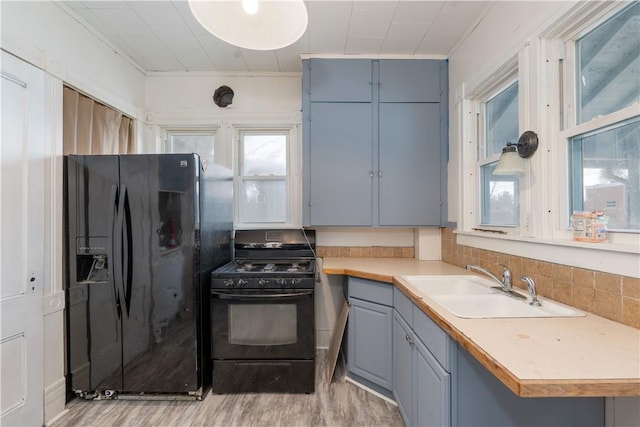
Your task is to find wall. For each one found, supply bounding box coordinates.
[1,2,146,118]
[1,2,147,424]
[447,2,638,269]
[447,1,570,224]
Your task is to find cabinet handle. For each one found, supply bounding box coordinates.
[369,171,374,177]
[378,171,382,177]
[405,334,414,345]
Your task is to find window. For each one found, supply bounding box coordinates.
[567,2,640,232]
[165,130,216,170]
[570,116,640,231]
[575,2,640,124]
[480,82,520,226]
[237,129,294,226]
[481,164,520,226]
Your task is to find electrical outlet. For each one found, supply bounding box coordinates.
[523,211,535,236]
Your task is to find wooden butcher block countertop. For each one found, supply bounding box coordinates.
[322,257,640,398]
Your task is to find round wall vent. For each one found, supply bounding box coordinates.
[213,85,234,108]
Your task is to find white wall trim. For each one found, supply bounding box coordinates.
[146,70,302,78]
[43,377,66,426]
[300,53,447,61]
[43,292,65,316]
[146,111,301,126]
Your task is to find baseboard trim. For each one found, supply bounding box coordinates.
[44,376,66,426]
[345,375,398,407]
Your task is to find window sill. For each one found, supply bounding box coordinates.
[454,230,639,278]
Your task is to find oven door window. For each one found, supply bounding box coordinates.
[211,291,315,359]
[229,304,297,346]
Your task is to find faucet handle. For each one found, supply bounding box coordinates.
[496,263,512,281]
[521,275,542,306]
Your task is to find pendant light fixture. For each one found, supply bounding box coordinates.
[493,131,539,175]
[188,0,308,51]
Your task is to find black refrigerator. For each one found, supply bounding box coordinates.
[64,154,232,400]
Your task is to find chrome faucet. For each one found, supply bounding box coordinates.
[521,276,542,306]
[497,263,512,292]
[466,264,526,300]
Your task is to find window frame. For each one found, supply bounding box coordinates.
[478,79,521,228]
[163,128,218,167]
[233,125,301,229]
[461,55,523,234]
[553,2,640,240]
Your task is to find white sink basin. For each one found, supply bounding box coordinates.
[401,275,496,296]
[400,275,585,319]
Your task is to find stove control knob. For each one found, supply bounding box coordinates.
[291,278,301,287]
[258,279,268,288]
[223,279,234,287]
[237,279,248,287]
[275,278,285,287]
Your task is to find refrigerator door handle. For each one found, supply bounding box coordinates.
[114,184,126,317]
[121,186,133,316]
[108,185,121,318]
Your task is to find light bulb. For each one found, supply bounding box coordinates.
[242,0,259,15]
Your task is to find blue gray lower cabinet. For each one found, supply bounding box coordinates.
[393,288,452,427]
[453,344,604,427]
[346,278,606,427]
[346,277,393,396]
[393,309,414,423]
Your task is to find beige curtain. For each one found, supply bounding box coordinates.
[63,86,135,154]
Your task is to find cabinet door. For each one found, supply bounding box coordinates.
[393,310,413,427]
[347,298,393,390]
[309,59,372,102]
[308,102,373,226]
[415,337,451,427]
[379,60,442,102]
[379,103,442,226]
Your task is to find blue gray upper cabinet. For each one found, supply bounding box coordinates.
[379,103,442,226]
[379,59,442,102]
[302,58,448,227]
[308,102,373,226]
[308,59,373,102]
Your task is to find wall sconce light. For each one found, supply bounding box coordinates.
[188,0,308,51]
[493,130,539,175]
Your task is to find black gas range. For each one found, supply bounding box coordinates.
[210,229,316,394]
[211,259,315,289]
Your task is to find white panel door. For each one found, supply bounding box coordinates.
[1,51,45,426]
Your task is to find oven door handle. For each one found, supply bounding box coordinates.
[210,290,313,300]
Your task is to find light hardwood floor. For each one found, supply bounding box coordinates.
[51,351,404,427]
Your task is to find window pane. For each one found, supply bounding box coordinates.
[242,179,287,223]
[242,134,287,175]
[570,117,640,230]
[576,2,640,124]
[481,163,519,226]
[166,132,215,169]
[485,82,519,157]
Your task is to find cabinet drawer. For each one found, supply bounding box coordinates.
[349,277,393,306]
[393,287,413,325]
[413,307,450,370]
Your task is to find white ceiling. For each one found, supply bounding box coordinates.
[59,0,492,73]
